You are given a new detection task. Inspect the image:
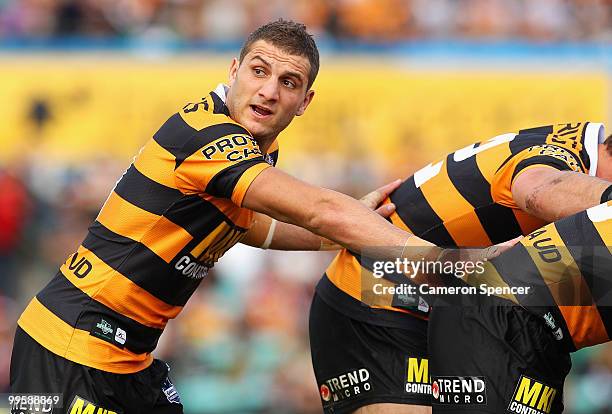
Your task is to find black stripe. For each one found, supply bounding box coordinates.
[518,125,553,135]
[164,195,233,237]
[152,113,249,169]
[85,223,204,306]
[445,152,523,244]
[490,243,576,351]
[555,212,612,336]
[114,165,183,215]
[153,113,197,159]
[37,272,162,354]
[205,158,266,200]
[508,133,548,156]
[390,177,456,247]
[511,155,574,181]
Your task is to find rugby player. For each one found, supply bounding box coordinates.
[309,122,612,413]
[9,20,430,412]
[428,201,612,414]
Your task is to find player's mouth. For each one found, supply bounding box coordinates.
[250,104,273,119]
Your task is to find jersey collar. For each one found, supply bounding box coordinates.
[585,122,605,176]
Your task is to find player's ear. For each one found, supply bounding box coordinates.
[296,89,315,116]
[228,58,240,86]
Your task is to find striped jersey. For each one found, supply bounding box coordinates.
[18,84,279,373]
[317,122,606,323]
[470,201,611,350]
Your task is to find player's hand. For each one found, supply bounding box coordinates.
[482,236,523,260]
[360,179,402,218]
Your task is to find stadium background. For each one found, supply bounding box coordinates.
[0,0,611,412]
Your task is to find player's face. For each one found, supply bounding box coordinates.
[226,40,315,142]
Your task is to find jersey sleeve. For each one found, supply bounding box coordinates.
[491,144,585,207]
[174,122,272,207]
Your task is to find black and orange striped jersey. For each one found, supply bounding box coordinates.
[318,122,606,321]
[469,201,611,350]
[18,84,279,374]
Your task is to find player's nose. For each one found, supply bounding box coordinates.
[258,77,280,102]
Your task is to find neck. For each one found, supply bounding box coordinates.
[596,144,612,181]
[254,136,276,154]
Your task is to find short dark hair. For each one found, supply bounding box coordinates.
[605,134,612,156]
[239,19,319,90]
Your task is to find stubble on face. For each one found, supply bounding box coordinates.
[225,40,313,147]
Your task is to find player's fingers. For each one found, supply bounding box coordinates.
[360,179,402,209]
[375,203,396,218]
[483,236,523,260]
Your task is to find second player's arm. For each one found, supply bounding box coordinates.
[512,168,611,222]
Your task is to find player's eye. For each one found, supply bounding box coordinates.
[283,79,296,89]
[253,67,266,76]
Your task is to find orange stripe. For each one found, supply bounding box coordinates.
[133,140,179,189]
[231,163,271,207]
[60,246,182,328]
[97,191,158,240]
[97,192,193,262]
[558,305,609,349]
[522,223,608,349]
[420,159,491,246]
[513,209,548,236]
[203,194,253,228]
[18,298,153,374]
[140,216,193,263]
[474,141,512,184]
[325,250,425,318]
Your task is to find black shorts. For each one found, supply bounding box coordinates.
[10,327,183,414]
[428,295,571,414]
[309,293,431,414]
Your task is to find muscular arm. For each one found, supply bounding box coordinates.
[242,180,399,251]
[511,168,611,222]
[242,167,433,257]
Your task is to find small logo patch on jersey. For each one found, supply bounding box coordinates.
[507,376,557,414]
[430,376,487,405]
[319,368,371,406]
[68,395,122,414]
[91,317,126,348]
[405,357,432,395]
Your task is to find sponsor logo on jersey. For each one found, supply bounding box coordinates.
[68,396,121,414]
[527,144,581,172]
[202,135,262,162]
[91,317,127,348]
[507,376,557,414]
[174,255,209,279]
[319,368,371,405]
[430,376,487,405]
[405,357,432,395]
[96,319,113,336]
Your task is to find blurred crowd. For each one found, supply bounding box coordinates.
[0,0,611,43]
